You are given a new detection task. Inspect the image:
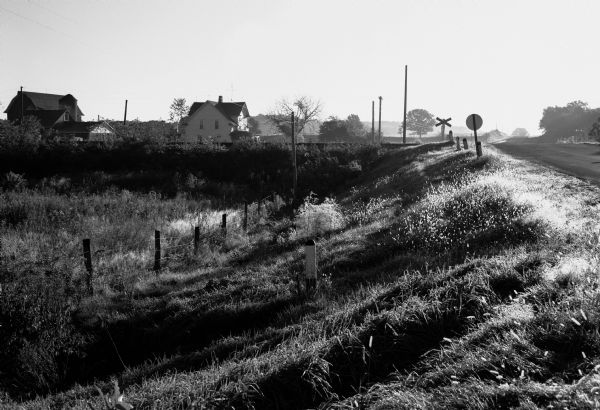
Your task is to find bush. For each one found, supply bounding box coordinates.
[1,171,27,191]
[295,193,345,238]
[392,181,544,253]
[0,141,378,201]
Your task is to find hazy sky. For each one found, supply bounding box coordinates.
[1,0,599,134]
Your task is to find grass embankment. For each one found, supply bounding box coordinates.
[4,141,600,409]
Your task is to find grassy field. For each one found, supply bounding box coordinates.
[3,141,600,409]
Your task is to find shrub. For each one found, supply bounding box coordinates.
[1,171,27,191]
[295,193,345,238]
[392,181,544,253]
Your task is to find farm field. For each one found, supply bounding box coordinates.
[3,141,600,409]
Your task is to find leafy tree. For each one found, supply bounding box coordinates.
[247,117,261,135]
[511,128,530,137]
[397,122,404,135]
[405,109,436,139]
[0,116,42,149]
[168,98,190,123]
[589,117,600,141]
[539,101,600,138]
[319,116,347,141]
[345,114,366,139]
[267,96,322,138]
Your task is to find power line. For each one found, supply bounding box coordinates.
[27,0,78,25]
[0,3,88,47]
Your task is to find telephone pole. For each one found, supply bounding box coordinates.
[123,99,128,125]
[20,86,23,124]
[403,65,408,144]
[378,96,382,144]
[371,100,375,143]
[291,112,297,202]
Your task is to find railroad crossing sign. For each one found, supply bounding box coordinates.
[466,113,483,157]
[465,113,483,131]
[435,117,452,141]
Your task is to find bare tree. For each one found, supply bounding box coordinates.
[168,98,189,123]
[267,96,322,137]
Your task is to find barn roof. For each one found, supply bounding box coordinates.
[29,110,67,128]
[3,91,84,115]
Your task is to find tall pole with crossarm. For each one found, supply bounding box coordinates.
[378,96,382,144]
[371,100,375,143]
[403,65,408,144]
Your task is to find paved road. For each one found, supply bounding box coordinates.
[493,139,600,184]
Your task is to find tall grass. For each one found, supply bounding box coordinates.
[4,143,600,409]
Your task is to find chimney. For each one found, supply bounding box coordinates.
[218,95,223,104]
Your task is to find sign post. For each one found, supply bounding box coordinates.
[466,114,483,157]
[435,117,452,141]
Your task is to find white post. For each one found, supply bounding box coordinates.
[304,239,317,292]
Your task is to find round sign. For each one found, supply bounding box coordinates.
[466,114,483,131]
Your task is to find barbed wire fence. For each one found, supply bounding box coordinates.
[76,194,283,296]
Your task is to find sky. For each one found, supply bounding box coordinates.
[1,0,599,135]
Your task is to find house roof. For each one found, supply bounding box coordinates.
[53,121,115,134]
[29,110,67,128]
[4,91,84,116]
[188,100,249,123]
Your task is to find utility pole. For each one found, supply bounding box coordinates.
[20,86,23,124]
[371,100,375,143]
[291,112,297,203]
[378,96,382,144]
[123,99,128,125]
[403,65,408,144]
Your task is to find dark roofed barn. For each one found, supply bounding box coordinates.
[4,90,84,127]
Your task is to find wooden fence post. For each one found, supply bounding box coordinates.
[463,138,468,150]
[154,230,161,272]
[456,136,461,150]
[194,226,200,255]
[476,141,483,157]
[305,239,317,293]
[244,201,248,232]
[221,214,227,234]
[82,238,93,296]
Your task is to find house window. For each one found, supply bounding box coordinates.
[199,120,203,130]
[215,120,219,130]
[64,112,70,121]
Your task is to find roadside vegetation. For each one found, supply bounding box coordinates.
[2,139,600,409]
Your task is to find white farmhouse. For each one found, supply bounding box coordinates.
[179,96,250,143]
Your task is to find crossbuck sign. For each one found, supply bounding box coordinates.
[435,117,452,140]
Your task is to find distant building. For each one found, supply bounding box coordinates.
[179,96,249,143]
[53,121,116,142]
[3,90,117,142]
[4,90,84,127]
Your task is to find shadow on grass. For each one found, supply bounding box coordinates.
[66,293,306,389]
[224,268,495,409]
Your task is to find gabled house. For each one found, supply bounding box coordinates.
[179,96,250,143]
[4,90,84,128]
